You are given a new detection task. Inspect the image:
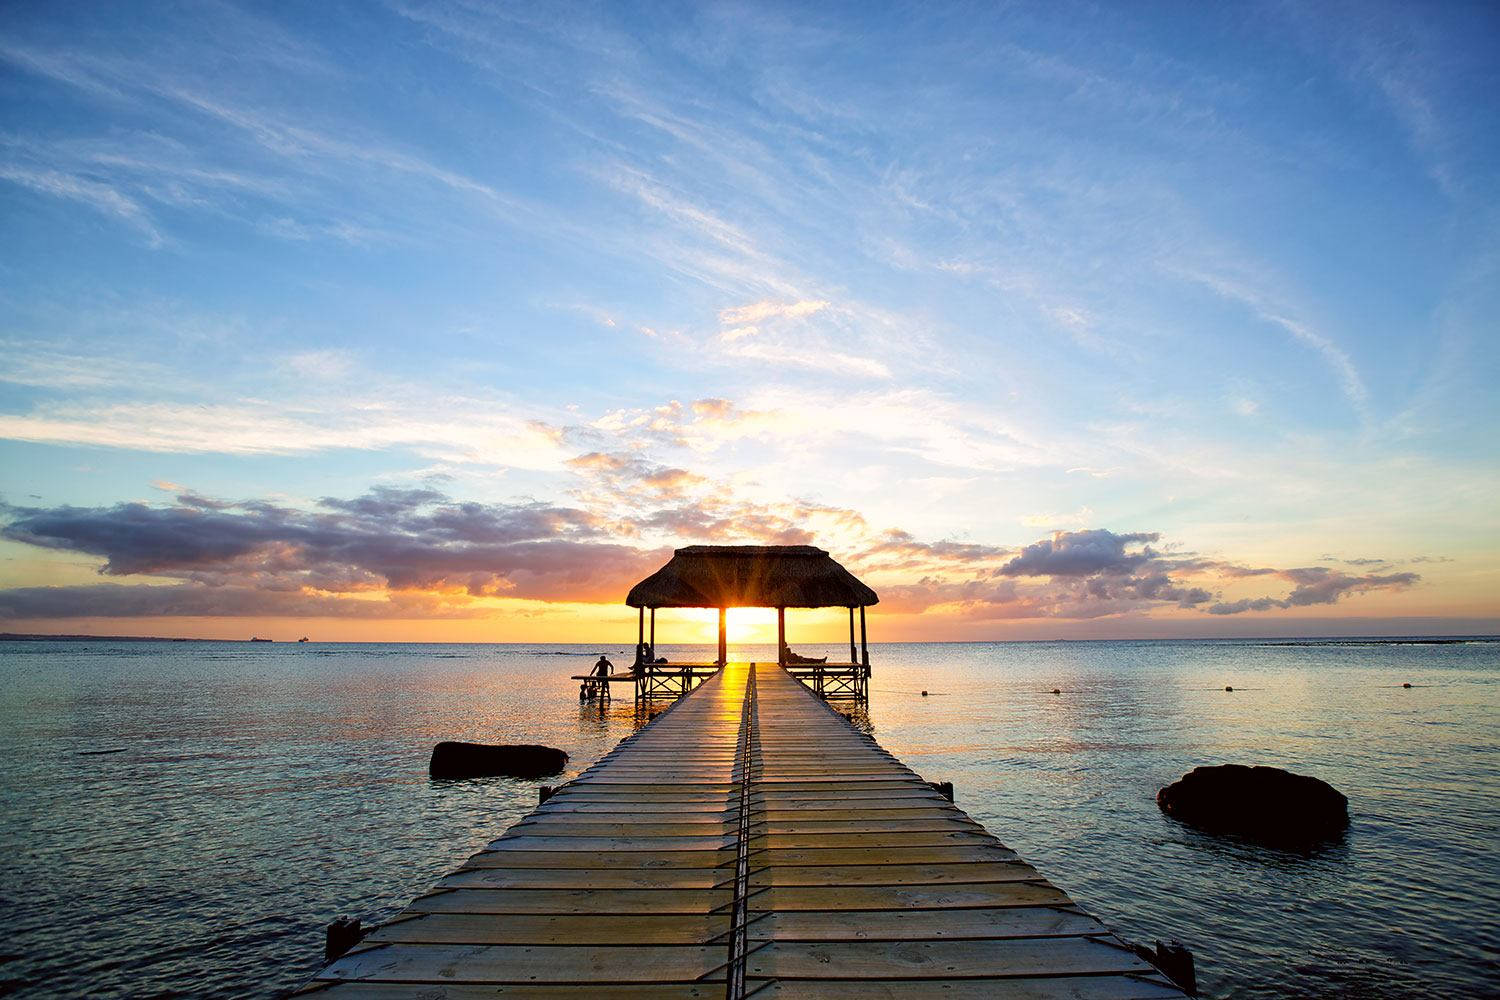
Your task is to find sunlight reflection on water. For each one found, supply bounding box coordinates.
[0,638,1496,998]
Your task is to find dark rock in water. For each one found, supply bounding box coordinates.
[1158,764,1348,846]
[1402,682,1412,688]
[429,742,567,779]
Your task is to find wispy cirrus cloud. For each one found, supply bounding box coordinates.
[0,164,163,246]
[719,300,830,325]
[0,398,571,467]
[1020,507,1095,530]
[1167,264,1369,414]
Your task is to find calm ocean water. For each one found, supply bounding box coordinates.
[0,638,1496,998]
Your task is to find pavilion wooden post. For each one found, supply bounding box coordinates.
[777,606,787,666]
[636,606,644,667]
[848,607,857,663]
[859,606,869,673]
[718,607,727,667]
[649,607,655,651]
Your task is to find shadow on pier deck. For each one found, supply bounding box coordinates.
[299,662,1188,998]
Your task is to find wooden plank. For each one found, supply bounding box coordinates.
[745,882,1073,912]
[753,977,1188,999]
[747,862,1039,887]
[299,985,724,998]
[752,790,947,804]
[442,867,731,890]
[541,790,734,803]
[507,822,739,838]
[573,773,739,783]
[321,942,727,983]
[462,849,736,870]
[408,888,733,915]
[751,818,983,835]
[486,835,737,852]
[758,806,965,820]
[751,831,1000,850]
[743,938,1155,980]
[753,906,1104,941]
[750,846,1019,866]
[368,912,726,946]
[532,803,738,815]
[754,776,924,785]
[751,789,943,803]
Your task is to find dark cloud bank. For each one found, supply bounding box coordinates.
[0,490,1419,621]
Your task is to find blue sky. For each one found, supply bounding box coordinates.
[0,1,1496,640]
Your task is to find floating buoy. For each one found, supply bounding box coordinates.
[1051,688,1061,695]
[1225,686,1234,692]
[921,690,929,697]
[1402,682,1412,689]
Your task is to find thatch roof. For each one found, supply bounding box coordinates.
[626,545,878,609]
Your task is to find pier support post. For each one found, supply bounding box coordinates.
[1148,940,1196,995]
[848,606,857,664]
[325,916,364,962]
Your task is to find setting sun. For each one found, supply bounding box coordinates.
[633,606,859,648]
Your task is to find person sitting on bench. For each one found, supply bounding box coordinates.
[783,647,828,665]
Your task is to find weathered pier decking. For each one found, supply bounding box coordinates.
[301,663,1187,998]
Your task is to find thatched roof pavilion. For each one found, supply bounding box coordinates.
[627,545,878,610]
[625,545,878,689]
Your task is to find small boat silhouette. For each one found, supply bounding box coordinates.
[250,636,273,643]
[298,636,310,643]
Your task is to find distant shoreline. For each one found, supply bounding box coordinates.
[2,632,1496,645]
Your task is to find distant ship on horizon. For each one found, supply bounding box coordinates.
[249,636,273,643]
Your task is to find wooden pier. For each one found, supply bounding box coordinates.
[301,662,1188,998]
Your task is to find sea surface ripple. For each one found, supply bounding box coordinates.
[0,638,1496,998]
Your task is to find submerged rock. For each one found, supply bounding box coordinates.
[1157,764,1348,846]
[429,742,567,779]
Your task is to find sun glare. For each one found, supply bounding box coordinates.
[643,606,857,648]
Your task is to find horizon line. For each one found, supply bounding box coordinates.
[4,631,1497,645]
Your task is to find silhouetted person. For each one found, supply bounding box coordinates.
[593,654,613,679]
